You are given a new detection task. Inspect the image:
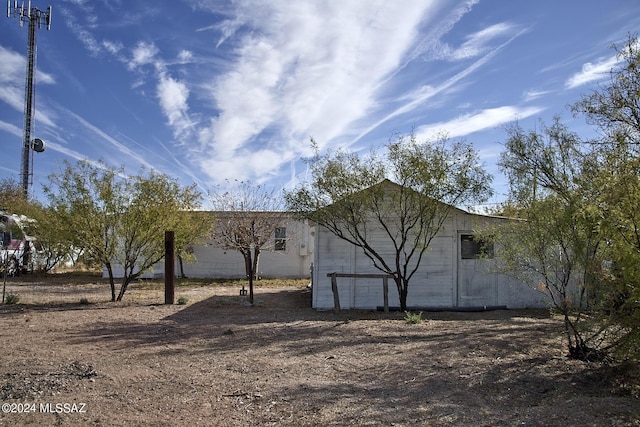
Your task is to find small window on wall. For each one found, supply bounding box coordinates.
[460,234,494,259]
[275,227,286,251]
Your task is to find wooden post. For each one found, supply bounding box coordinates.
[330,273,340,313]
[164,230,175,305]
[382,276,389,313]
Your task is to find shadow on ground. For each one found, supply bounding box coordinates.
[65,288,559,360]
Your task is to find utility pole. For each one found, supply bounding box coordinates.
[7,1,51,198]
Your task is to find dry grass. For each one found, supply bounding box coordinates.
[2,272,309,305]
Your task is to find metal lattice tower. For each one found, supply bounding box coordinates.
[7,1,51,198]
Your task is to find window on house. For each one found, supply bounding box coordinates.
[275,227,286,251]
[460,234,494,259]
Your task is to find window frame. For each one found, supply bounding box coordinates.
[460,233,494,260]
[274,226,286,251]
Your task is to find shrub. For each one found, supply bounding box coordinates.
[79,297,90,305]
[404,311,423,324]
[177,296,189,305]
[4,293,20,304]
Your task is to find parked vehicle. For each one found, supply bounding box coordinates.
[1,211,44,276]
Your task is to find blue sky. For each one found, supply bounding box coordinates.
[1,0,639,209]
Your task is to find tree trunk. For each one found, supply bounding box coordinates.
[116,278,130,302]
[178,254,186,279]
[242,248,251,278]
[247,249,254,305]
[400,291,408,311]
[105,262,116,302]
[250,247,261,304]
[396,277,408,311]
[252,248,260,280]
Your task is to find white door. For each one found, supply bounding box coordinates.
[457,232,497,307]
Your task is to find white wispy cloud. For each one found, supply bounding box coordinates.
[522,89,552,102]
[102,40,124,56]
[129,41,160,71]
[0,120,22,137]
[406,0,480,63]
[415,105,545,140]
[0,46,24,80]
[352,26,528,145]
[59,0,113,58]
[66,110,157,171]
[124,41,196,141]
[0,46,56,129]
[64,17,101,55]
[199,146,296,185]
[0,86,24,113]
[156,75,194,140]
[448,22,517,60]
[196,1,436,183]
[565,55,617,89]
[149,135,209,193]
[45,140,92,162]
[0,46,55,111]
[55,6,197,154]
[177,50,193,63]
[52,1,521,188]
[45,140,132,180]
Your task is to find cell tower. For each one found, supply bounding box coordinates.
[7,1,51,198]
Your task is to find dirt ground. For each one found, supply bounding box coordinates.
[0,273,638,426]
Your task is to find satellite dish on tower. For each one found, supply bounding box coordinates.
[31,138,46,153]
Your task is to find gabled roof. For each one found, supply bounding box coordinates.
[374,179,514,221]
[322,178,474,217]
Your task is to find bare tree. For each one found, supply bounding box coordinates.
[209,181,286,304]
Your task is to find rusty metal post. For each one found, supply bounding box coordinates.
[164,230,175,304]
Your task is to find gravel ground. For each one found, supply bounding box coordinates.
[0,274,638,426]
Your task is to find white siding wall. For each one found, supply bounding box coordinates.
[313,226,355,309]
[500,274,548,308]
[105,217,313,280]
[313,215,459,309]
[177,244,311,279]
[406,235,455,307]
[181,218,313,278]
[313,209,554,310]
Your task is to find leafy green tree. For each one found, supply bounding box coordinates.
[571,35,640,359]
[44,161,126,301]
[209,181,286,305]
[584,135,640,358]
[497,114,640,360]
[572,34,640,149]
[1,179,72,273]
[285,133,492,311]
[0,178,29,214]
[113,170,208,301]
[20,204,76,272]
[496,119,608,359]
[486,36,640,361]
[583,144,640,359]
[45,160,209,301]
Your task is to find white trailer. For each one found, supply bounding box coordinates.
[1,211,43,276]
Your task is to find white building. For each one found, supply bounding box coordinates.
[310,182,548,310]
[106,212,314,280]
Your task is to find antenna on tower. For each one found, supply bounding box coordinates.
[7,1,52,199]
